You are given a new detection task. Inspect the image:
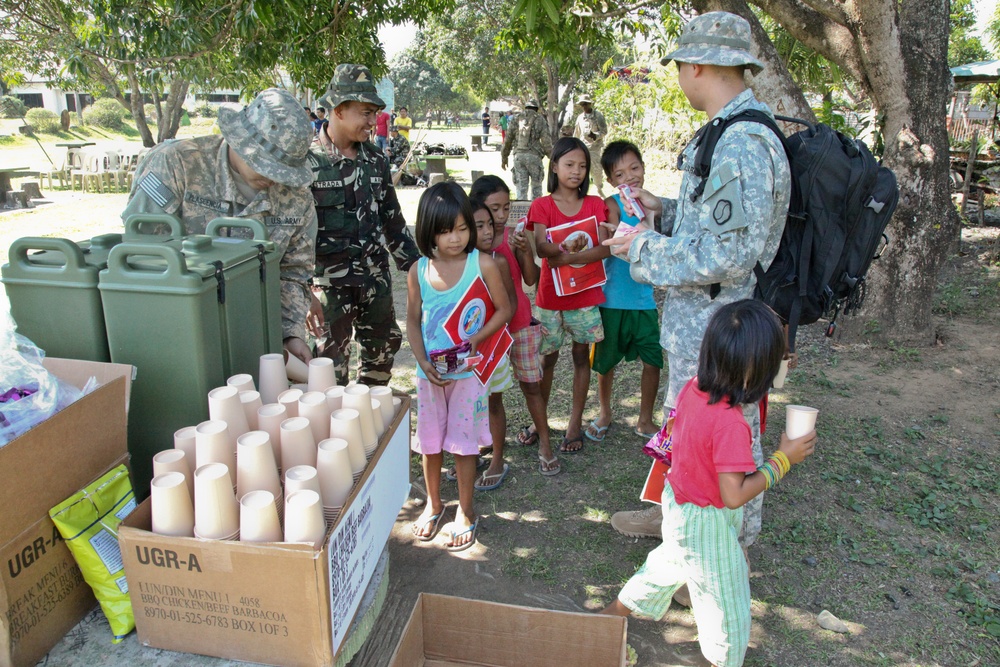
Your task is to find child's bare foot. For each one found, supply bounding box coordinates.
[635,419,659,437]
[411,505,445,541]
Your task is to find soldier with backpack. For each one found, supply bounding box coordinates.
[603,12,791,553]
[501,99,553,200]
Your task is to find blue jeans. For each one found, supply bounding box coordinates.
[375,135,388,152]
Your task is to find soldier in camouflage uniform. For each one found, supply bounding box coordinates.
[122,88,317,363]
[605,12,791,552]
[309,64,420,386]
[387,126,410,167]
[572,95,608,195]
[500,99,552,201]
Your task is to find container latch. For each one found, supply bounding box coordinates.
[255,244,266,283]
[212,260,226,304]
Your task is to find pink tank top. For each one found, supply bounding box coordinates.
[495,227,532,332]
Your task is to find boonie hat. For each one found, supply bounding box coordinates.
[578,95,594,105]
[661,11,764,75]
[525,98,540,109]
[319,64,386,110]
[217,88,314,188]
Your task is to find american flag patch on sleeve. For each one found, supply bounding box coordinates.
[137,172,177,208]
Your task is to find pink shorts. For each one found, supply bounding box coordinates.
[414,376,490,457]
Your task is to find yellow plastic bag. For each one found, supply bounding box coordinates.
[49,464,136,643]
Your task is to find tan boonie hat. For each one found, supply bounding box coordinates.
[661,11,764,75]
[578,95,594,105]
[319,64,386,110]
[217,88,314,188]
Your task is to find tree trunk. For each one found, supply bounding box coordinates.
[158,79,189,143]
[835,0,958,345]
[126,66,156,147]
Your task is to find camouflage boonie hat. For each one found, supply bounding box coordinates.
[525,98,540,109]
[217,88,313,188]
[319,64,386,110]
[661,11,764,75]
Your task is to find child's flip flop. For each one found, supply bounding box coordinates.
[515,425,539,447]
[411,511,445,542]
[446,519,479,552]
[559,436,585,454]
[585,420,612,442]
[538,455,561,476]
[474,463,509,491]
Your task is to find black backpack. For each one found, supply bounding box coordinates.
[693,110,898,352]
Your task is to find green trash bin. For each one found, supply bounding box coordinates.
[2,234,122,361]
[98,237,277,495]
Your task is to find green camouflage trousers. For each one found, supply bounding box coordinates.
[513,153,545,201]
[316,270,400,386]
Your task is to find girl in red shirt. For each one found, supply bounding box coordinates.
[528,137,610,454]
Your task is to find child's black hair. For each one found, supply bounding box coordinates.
[547,137,590,198]
[697,299,785,407]
[469,198,490,218]
[601,140,643,180]
[469,174,510,205]
[414,182,477,258]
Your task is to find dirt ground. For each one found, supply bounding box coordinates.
[4,130,999,667]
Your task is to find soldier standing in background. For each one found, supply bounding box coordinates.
[500,99,553,201]
[308,64,420,386]
[573,95,608,196]
[123,88,317,363]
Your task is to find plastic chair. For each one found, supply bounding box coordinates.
[70,151,106,193]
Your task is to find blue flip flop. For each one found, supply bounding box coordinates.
[446,519,479,552]
[474,463,509,491]
[412,511,445,542]
[585,420,612,442]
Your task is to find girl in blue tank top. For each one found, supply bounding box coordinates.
[405,182,512,551]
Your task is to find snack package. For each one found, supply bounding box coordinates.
[642,408,676,465]
[49,464,136,643]
[514,217,527,234]
[428,341,483,376]
[617,183,645,221]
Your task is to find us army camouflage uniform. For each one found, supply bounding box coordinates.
[627,86,790,546]
[573,103,608,193]
[501,105,552,200]
[122,121,316,343]
[310,65,420,386]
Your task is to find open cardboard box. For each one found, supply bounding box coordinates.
[0,357,134,667]
[389,593,628,667]
[119,395,411,667]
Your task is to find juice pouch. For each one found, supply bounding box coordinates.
[49,464,136,643]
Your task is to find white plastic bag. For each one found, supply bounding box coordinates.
[0,308,82,446]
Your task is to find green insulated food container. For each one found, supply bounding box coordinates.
[98,237,276,493]
[2,234,123,361]
[122,213,186,240]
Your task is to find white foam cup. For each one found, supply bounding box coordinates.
[329,408,366,474]
[236,430,281,499]
[324,386,345,412]
[193,462,239,539]
[240,490,282,543]
[280,416,316,471]
[298,391,332,444]
[258,353,288,405]
[284,465,322,500]
[239,390,263,430]
[173,426,198,466]
[150,472,195,537]
[256,403,287,470]
[308,357,337,392]
[316,438,354,508]
[370,386,395,431]
[785,405,819,440]
[195,419,236,486]
[152,448,193,500]
[342,385,377,448]
[285,352,310,383]
[227,373,255,394]
[277,388,303,418]
[283,489,326,547]
[208,385,250,440]
[773,358,790,389]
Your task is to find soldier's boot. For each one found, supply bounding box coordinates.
[610,504,663,539]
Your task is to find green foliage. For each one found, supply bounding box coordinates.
[24,107,61,133]
[190,101,217,119]
[390,47,476,116]
[0,95,26,118]
[950,0,991,66]
[82,98,129,130]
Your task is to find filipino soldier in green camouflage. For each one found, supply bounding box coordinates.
[605,12,791,552]
[308,64,419,386]
[122,88,317,363]
[500,99,552,200]
[387,126,410,167]
[573,95,609,195]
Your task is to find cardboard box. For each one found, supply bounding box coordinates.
[0,358,134,667]
[119,396,411,667]
[388,593,629,667]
